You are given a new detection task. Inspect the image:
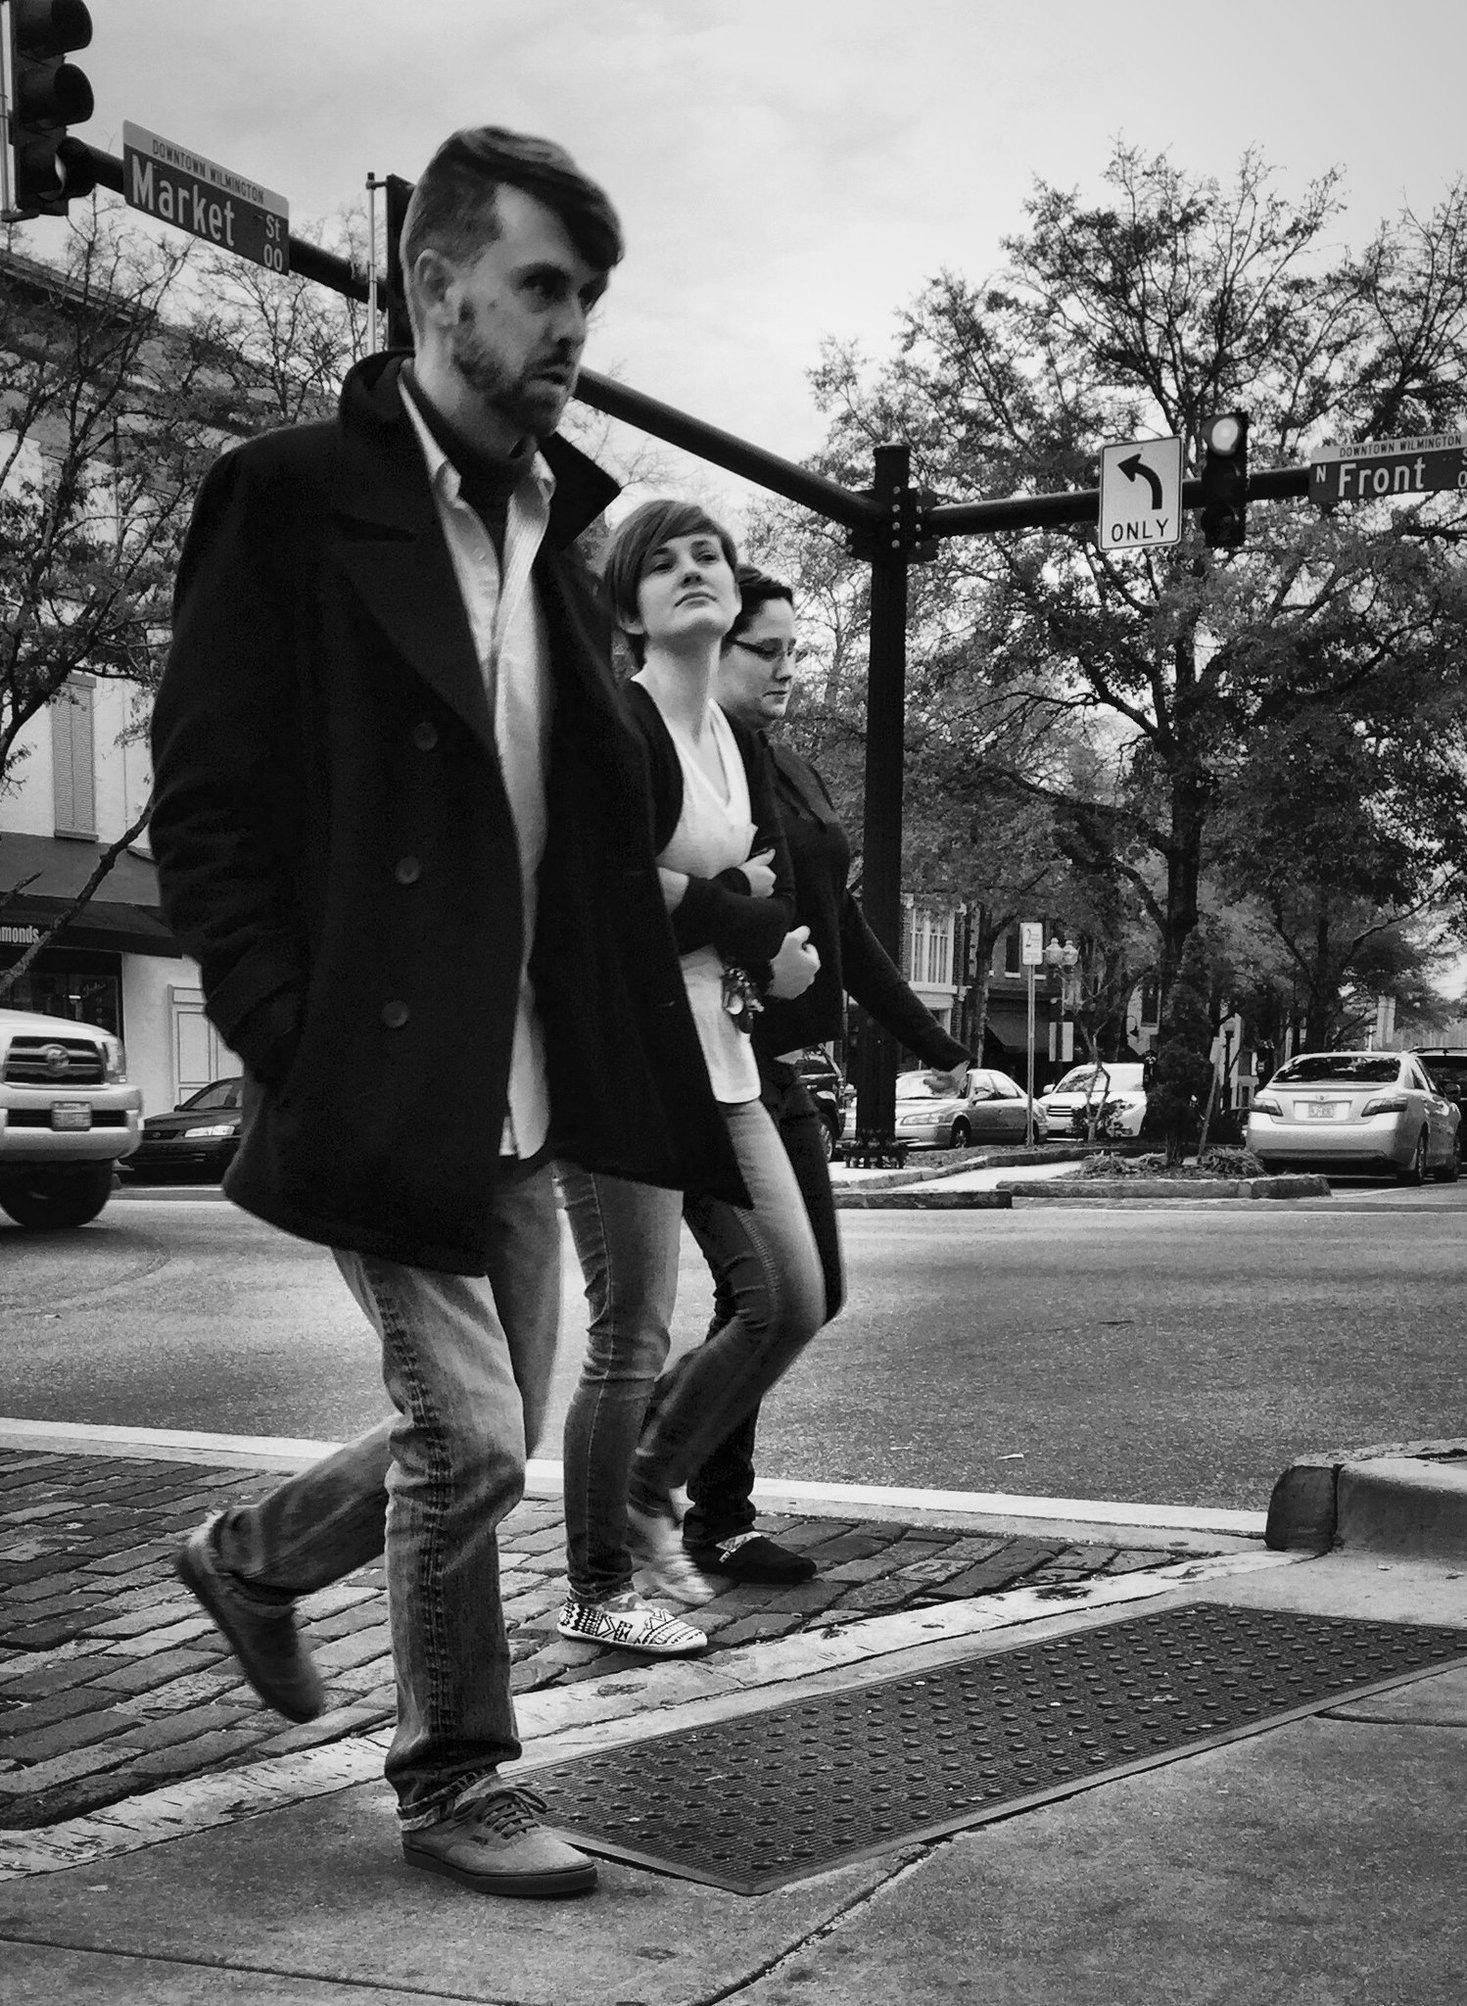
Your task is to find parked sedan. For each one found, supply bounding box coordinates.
[892,1067,1046,1149]
[1038,1061,1148,1141]
[794,1047,847,1161]
[1247,1051,1460,1183]
[121,1076,244,1181]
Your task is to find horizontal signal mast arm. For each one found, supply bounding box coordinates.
[929,465,1311,538]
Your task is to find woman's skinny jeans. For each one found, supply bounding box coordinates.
[557,1095,826,1603]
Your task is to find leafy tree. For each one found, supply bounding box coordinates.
[1211,688,1467,1046]
[0,201,356,988]
[1,212,213,795]
[755,147,1467,1018]
[194,209,372,427]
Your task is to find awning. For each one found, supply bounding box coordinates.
[0,833,182,960]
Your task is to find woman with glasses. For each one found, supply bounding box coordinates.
[648,565,972,1586]
[554,504,827,1658]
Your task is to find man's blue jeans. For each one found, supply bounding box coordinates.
[210,1163,560,1829]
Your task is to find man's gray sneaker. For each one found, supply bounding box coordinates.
[403,1786,597,1899]
[175,1518,325,1723]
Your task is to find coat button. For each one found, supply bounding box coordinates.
[394,855,421,885]
[412,721,438,751]
[381,1000,410,1030]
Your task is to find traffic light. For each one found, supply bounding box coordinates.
[5,0,96,219]
[1198,411,1249,549]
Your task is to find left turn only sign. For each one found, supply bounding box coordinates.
[123,122,289,272]
[1098,436,1183,552]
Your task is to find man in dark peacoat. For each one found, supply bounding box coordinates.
[150,127,737,1904]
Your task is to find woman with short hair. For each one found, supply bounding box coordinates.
[554,501,826,1658]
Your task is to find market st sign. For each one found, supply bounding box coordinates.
[122,121,289,272]
[1310,432,1467,505]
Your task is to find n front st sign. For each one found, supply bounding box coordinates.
[1310,432,1467,506]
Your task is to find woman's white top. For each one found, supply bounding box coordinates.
[652,696,760,1104]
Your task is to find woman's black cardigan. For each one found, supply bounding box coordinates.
[622,680,795,976]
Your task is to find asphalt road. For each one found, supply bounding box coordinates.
[2,1180,1463,1511]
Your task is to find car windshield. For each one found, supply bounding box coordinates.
[1051,1065,1140,1093]
[1419,1057,1467,1089]
[896,1073,944,1100]
[182,1079,241,1111]
[1271,1055,1400,1086]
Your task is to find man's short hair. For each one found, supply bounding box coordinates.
[726,564,795,649]
[400,126,623,335]
[603,500,740,667]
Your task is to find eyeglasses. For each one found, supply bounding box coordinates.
[731,638,802,664]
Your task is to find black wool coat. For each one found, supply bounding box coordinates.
[150,353,743,1274]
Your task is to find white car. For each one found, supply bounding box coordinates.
[891,1067,1047,1149]
[1247,1050,1460,1183]
[1038,1061,1148,1141]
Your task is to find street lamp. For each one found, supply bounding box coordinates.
[1043,938,1081,1078]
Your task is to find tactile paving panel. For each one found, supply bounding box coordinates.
[530,1603,1467,1893]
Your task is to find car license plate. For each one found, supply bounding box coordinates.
[1301,1101,1341,1120]
[51,1101,92,1131]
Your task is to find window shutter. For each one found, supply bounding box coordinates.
[52,676,96,837]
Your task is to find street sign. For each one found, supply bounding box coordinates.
[1309,432,1467,505]
[1098,435,1183,551]
[122,121,288,272]
[1020,921,1044,967]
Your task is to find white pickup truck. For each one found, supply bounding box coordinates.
[0,1005,143,1227]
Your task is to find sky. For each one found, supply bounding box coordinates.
[22,0,1467,519]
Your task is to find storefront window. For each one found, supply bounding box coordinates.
[0,948,123,1038]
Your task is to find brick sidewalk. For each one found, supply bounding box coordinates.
[0,1450,1187,1831]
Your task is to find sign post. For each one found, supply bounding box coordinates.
[1021,921,1043,1144]
[1309,433,1467,506]
[122,120,289,271]
[1098,436,1183,552]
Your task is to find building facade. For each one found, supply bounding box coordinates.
[0,673,236,1118]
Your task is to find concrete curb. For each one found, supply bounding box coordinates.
[834,1187,1013,1209]
[1265,1438,1467,1556]
[995,1174,1331,1202]
[0,1418,1266,1543]
[830,1146,1084,1192]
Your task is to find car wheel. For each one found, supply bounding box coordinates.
[818,1116,836,1163]
[1434,1135,1461,1183]
[949,1118,971,1148]
[0,1164,115,1229]
[1397,1131,1429,1186]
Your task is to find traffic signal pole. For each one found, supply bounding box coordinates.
[849,446,913,1162]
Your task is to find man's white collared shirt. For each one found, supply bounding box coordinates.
[402,385,555,1159]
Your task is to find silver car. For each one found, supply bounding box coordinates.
[1247,1050,1461,1183]
[892,1067,1047,1149]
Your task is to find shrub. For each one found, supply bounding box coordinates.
[1198,1145,1266,1178]
[1077,1151,1139,1178]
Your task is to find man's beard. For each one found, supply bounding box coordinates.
[450,303,571,439]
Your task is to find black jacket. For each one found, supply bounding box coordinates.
[752,739,970,1069]
[150,353,742,1273]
